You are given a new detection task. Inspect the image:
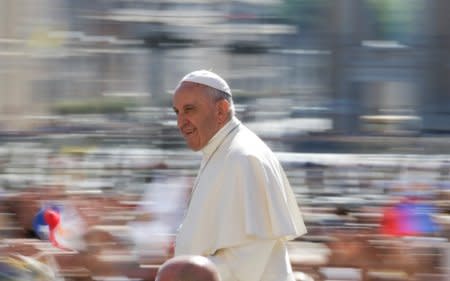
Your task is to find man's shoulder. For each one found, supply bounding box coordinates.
[233,124,265,145]
[227,126,273,161]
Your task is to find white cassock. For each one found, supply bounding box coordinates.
[175,117,307,281]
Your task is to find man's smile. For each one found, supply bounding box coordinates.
[182,128,196,137]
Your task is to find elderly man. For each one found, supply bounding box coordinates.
[172,70,307,281]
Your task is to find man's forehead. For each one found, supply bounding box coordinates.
[173,83,209,103]
[172,94,198,110]
[172,99,197,109]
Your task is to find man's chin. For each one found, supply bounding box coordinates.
[186,141,201,151]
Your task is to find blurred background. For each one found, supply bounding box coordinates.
[0,0,449,281]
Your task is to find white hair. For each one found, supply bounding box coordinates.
[205,86,235,118]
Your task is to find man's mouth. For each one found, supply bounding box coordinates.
[182,128,195,137]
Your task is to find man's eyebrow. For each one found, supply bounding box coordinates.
[172,104,195,112]
[184,104,195,109]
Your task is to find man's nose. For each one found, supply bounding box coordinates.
[177,114,187,128]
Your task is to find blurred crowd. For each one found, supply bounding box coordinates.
[0,143,449,281]
[1,1,450,280]
[286,157,450,281]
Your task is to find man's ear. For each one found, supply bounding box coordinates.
[216,99,230,124]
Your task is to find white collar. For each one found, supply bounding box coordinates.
[201,116,240,159]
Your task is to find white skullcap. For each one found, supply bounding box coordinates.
[180,70,232,96]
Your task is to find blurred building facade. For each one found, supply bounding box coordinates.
[0,0,449,138]
[327,0,450,135]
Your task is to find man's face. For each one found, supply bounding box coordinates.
[172,82,222,151]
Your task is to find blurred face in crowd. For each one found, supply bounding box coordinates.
[173,82,229,151]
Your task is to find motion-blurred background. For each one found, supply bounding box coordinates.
[0,1,449,281]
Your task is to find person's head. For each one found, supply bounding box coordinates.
[173,70,234,151]
[155,255,221,281]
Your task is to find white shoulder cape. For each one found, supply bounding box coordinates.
[175,124,306,256]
